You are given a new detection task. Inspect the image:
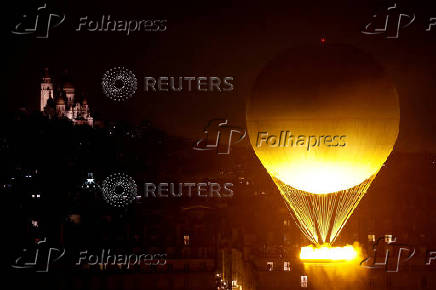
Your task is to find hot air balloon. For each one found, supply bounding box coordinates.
[246,44,400,247]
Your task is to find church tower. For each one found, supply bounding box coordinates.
[40,68,53,111]
[63,82,75,107]
[56,97,66,117]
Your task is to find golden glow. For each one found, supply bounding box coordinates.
[246,45,400,245]
[246,119,399,194]
[300,244,358,261]
[301,243,367,288]
[246,77,400,195]
[269,159,378,194]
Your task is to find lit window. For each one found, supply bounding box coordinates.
[69,214,81,224]
[267,262,273,271]
[301,276,308,287]
[184,235,190,246]
[284,261,291,271]
[368,234,375,242]
[31,220,38,227]
[232,280,237,287]
[385,234,395,243]
[86,172,94,183]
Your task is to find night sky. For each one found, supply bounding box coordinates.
[4,0,436,153]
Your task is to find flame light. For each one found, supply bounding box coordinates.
[300,244,359,261]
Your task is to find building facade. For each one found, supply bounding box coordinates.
[41,68,93,127]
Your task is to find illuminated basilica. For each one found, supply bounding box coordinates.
[40,68,93,127]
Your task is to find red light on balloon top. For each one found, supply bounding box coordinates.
[320,37,327,48]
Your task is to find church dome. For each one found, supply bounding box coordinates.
[63,82,74,89]
[46,97,55,107]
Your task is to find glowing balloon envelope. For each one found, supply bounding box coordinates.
[246,44,400,245]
